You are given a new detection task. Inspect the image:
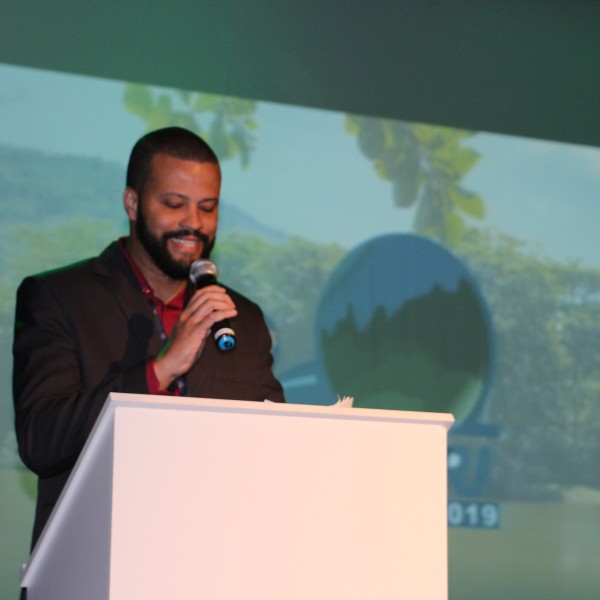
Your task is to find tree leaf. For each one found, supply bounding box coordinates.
[450,188,486,219]
[123,84,153,118]
[444,210,466,245]
[357,118,386,160]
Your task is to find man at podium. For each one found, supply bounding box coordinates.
[13,127,285,549]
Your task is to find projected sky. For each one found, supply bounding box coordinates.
[1,63,599,267]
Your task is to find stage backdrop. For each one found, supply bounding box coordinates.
[1,62,600,599]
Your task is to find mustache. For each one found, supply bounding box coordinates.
[163,228,211,244]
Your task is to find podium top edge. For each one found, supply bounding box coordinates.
[105,393,455,429]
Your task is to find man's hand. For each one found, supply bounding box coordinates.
[153,285,238,390]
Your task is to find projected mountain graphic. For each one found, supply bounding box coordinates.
[0,144,286,242]
[316,234,493,423]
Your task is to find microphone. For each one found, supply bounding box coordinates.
[189,259,236,352]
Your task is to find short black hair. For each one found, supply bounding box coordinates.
[126,127,219,194]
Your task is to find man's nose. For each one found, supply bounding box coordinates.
[180,206,203,231]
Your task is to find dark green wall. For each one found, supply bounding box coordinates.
[1,1,599,147]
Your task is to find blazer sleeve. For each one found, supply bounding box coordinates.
[206,289,285,404]
[251,304,285,404]
[13,275,149,478]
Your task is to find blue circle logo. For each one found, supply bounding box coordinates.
[315,234,494,423]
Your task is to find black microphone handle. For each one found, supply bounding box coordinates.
[211,319,236,351]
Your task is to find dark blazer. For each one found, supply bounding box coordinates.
[13,241,284,546]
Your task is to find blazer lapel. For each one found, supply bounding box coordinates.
[93,242,164,358]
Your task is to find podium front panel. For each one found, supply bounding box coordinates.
[108,398,451,599]
[21,394,452,600]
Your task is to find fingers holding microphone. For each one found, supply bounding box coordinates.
[167,284,237,361]
[183,284,238,339]
[153,273,237,390]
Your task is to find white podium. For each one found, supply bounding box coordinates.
[21,393,453,599]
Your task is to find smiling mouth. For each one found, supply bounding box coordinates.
[169,237,202,254]
[163,228,212,259]
[172,237,199,246]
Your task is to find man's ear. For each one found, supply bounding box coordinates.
[123,187,139,221]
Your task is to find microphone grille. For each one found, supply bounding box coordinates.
[189,259,218,284]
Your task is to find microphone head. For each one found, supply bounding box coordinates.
[189,259,218,286]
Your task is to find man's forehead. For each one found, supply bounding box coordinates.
[147,153,221,184]
[151,152,219,170]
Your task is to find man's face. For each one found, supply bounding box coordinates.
[125,153,221,280]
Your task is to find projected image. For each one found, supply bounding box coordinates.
[1,62,600,599]
[315,234,492,423]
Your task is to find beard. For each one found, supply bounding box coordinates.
[135,205,215,280]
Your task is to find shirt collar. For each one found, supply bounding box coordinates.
[118,237,187,308]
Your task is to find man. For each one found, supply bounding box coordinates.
[13,126,285,548]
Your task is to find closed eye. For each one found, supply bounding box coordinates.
[165,201,184,209]
[198,199,218,213]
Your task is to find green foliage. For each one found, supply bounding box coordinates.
[345,115,484,244]
[213,232,345,370]
[3,218,118,280]
[456,229,600,497]
[123,84,258,167]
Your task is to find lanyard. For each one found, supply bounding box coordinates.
[147,299,189,396]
